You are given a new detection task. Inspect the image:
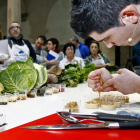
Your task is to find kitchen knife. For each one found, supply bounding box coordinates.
[61,111,140,121]
[22,121,140,130]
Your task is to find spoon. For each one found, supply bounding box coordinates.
[57,111,104,123]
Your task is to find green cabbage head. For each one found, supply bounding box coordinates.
[0,57,38,93]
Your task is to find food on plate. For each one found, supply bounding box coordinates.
[64,101,79,112]
[121,96,126,105]
[45,88,53,95]
[115,101,122,108]
[85,100,99,109]
[27,93,36,98]
[115,95,122,108]
[9,95,17,102]
[17,94,26,100]
[100,94,116,110]
[53,88,59,93]
[27,89,37,98]
[125,96,129,103]
[101,103,116,110]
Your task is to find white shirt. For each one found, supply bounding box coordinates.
[59,56,85,69]
[0,45,16,71]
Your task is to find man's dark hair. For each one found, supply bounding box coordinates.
[63,42,76,55]
[47,38,59,49]
[70,0,140,39]
[37,35,47,44]
[71,36,79,43]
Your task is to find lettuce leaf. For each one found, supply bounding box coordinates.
[33,63,48,88]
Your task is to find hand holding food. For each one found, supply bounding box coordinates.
[103,68,140,94]
[87,68,113,91]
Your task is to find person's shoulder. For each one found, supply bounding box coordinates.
[59,51,64,54]
[80,42,88,47]
[86,55,92,58]
[23,39,31,44]
[100,53,106,57]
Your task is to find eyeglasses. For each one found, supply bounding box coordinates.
[10,26,21,30]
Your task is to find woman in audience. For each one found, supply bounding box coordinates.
[59,43,85,69]
[84,41,110,69]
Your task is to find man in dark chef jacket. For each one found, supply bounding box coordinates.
[70,0,140,95]
[8,21,36,62]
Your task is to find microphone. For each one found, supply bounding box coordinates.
[128,17,139,43]
[127,7,140,43]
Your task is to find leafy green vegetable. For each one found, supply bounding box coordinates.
[0,57,38,93]
[68,79,78,87]
[83,64,95,80]
[58,63,93,87]
[34,63,48,88]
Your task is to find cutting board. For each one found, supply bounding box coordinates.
[0,113,140,140]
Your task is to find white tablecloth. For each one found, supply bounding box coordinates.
[1,82,140,132]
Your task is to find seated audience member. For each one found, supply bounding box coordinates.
[43,41,49,53]
[59,43,85,69]
[84,41,110,69]
[69,36,89,59]
[47,38,64,69]
[0,25,16,71]
[33,35,56,67]
[8,21,36,62]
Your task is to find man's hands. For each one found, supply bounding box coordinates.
[87,68,113,91]
[103,68,140,94]
[87,68,140,95]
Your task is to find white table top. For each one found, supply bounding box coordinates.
[1,81,140,132]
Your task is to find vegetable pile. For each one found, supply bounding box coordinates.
[105,65,119,74]
[0,57,48,93]
[58,63,95,87]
